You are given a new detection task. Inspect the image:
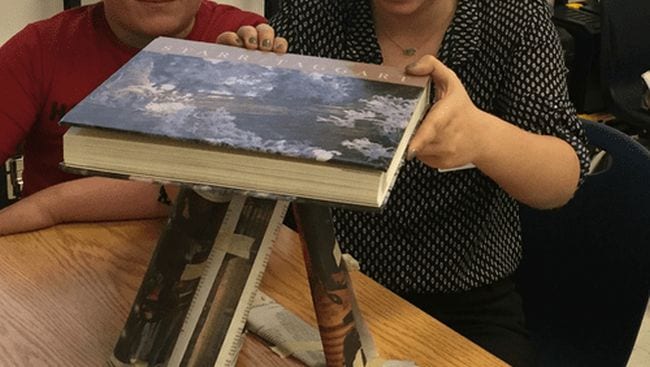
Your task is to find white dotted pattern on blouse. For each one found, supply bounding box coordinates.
[272,0,590,294]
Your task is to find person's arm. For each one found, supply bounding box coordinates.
[407,4,588,210]
[0,177,178,236]
[406,55,583,210]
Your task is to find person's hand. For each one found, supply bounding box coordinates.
[405,55,487,170]
[216,24,288,54]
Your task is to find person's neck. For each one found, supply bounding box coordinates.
[106,20,195,49]
[373,0,456,40]
[110,29,156,49]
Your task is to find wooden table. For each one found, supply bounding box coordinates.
[0,220,506,367]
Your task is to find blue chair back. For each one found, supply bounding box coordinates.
[517,120,650,367]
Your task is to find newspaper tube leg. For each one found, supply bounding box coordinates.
[292,203,369,367]
[110,187,233,366]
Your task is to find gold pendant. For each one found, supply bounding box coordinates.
[403,48,416,56]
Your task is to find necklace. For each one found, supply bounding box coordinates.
[379,30,435,57]
[381,30,417,56]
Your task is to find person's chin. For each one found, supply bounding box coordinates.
[140,20,193,39]
[375,0,422,15]
[136,0,178,5]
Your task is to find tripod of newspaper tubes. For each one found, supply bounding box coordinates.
[107,187,389,367]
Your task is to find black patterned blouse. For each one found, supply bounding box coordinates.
[271,0,590,294]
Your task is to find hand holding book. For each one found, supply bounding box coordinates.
[405,54,582,208]
[216,23,288,54]
[405,55,484,171]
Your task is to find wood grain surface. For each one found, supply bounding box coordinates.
[0,220,507,367]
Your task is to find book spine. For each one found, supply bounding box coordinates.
[108,188,232,366]
[168,196,288,367]
[292,203,370,366]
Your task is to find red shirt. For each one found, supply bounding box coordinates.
[0,1,265,196]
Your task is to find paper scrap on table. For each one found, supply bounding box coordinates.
[247,291,418,367]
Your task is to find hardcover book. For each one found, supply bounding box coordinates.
[61,37,430,208]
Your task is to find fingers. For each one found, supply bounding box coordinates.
[215,31,243,47]
[405,57,457,157]
[406,55,448,79]
[407,103,461,168]
[271,36,288,54]
[249,24,288,53]
[237,25,260,49]
[256,24,275,50]
[408,131,461,170]
[405,55,438,75]
[415,153,450,169]
[407,100,478,169]
[217,24,288,54]
[407,106,439,159]
[406,55,456,94]
[404,57,478,169]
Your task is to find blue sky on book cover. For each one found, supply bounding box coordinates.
[62,46,425,170]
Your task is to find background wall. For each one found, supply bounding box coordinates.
[0,0,264,45]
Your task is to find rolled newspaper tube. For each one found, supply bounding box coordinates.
[179,197,281,366]
[110,187,232,366]
[292,202,368,367]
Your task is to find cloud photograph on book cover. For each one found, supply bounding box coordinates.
[63,51,424,170]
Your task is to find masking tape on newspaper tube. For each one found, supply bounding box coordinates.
[179,262,207,281]
[333,240,342,267]
[214,233,255,259]
[194,187,233,203]
[342,253,360,272]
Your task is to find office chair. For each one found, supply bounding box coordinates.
[0,155,23,209]
[552,1,603,113]
[516,119,650,367]
[600,0,650,131]
[0,164,8,209]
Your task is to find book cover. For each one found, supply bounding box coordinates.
[61,37,430,207]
